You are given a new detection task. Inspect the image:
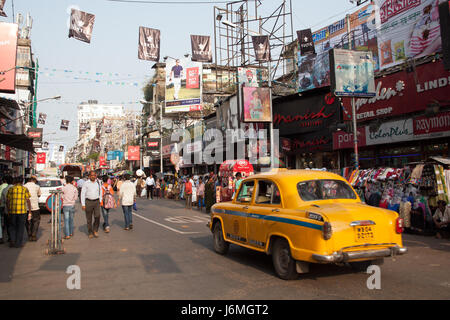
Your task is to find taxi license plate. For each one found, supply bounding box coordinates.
[355,226,374,242]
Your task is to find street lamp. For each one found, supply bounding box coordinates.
[221,21,276,169]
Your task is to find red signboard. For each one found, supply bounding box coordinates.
[0,22,18,93]
[99,156,107,166]
[413,111,450,136]
[333,128,367,150]
[36,152,46,164]
[186,67,200,89]
[127,146,140,161]
[342,61,450,121]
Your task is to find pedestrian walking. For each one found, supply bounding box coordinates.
[61,176,78,239]
[6,177,31,248]
[81,171,102,239]
[205,174,216,213]
[0,176,13,243]
[100,175,116,233]
[136,176,144,198]
[185,176,192,210]
[146,174,155,200]
[0,177,10,244]
[156,178,161,199]
[24,177,41,241]
[119,174,136,230]
[197,177,205,212]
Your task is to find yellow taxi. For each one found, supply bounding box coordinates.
[208,169,407,280]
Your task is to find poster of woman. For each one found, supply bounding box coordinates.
[243,87,271,122]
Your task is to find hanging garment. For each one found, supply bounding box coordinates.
[400,201,412,228]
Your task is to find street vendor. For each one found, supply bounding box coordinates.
[433,200,450,239]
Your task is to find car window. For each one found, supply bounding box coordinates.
[38,180,62,188]
[297,180,356,201]
[255,180,281,205]
[236,180,254,203]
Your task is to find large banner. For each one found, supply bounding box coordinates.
[242,87,272,122]
[36,152,46,164]
[0,22,18,93]
[298,3,378,93]
[330,49,376,97]
[190,35,212,62]
[0,0,7,17]
[27,128,43,148]
[138,27,160,62]
[375,0,446,70]
[252,35,271,62]
[127,145,140,161]
[297,29,315,56]
[68,9,95,43]
[165,57,202,113]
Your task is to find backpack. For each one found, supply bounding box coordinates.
[102,186,115,209]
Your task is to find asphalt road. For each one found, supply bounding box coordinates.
[0,197,449,300]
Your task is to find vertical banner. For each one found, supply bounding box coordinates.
[42,141,49,150]
[27,128,43,148]
[99,156,106,167]
[242,87,272,122]
[60,120,69,131]
[252,35,271,62]
[128,145,140,161]
[138,27,160,62]
[38,113,47,125]
[190,35,212,62]
[68,9,95,43]
[165,57,202,113]
[297,29,315,55]
[104,121,112,133]
[0,0,7,17]
[36,152,46,164]
[439,1,450,70]
[59,145,65,152]
[330,49,376,97]
[0,22,18,93]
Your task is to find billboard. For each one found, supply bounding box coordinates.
[0,22,18,93]
[330,49,376,97]
[375,0,446,70]
[127,145,140,161]
[165,57,202,113]
[138,27,160,62]
[190,35,212,62]
[242,87,272,122]
[36,152,46,164]
[27,128,43,148]
[68,9,95,43]
[298,3,378,93]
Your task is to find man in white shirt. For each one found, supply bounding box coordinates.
[119,174,136,230]
[81,171,102,238]
[24,177,41,241]
[145,174,155,200]
[433,200,450,239]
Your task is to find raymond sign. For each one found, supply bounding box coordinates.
[342,60,450,121]
[0,22,18,93]
[127,146,140,161]
[414,111,450,139]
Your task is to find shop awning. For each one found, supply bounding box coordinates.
[429,156,450,166]
[0,97,21,110]
[0,133,34,152]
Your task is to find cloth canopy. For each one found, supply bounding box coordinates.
[0,133,34,152]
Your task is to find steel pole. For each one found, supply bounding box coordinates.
[347,14,359,169]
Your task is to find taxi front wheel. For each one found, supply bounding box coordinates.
[213,222,229,255]
[272,239,299,280]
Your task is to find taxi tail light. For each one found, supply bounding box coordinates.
[395,218,404,234]
[323,222,332,240]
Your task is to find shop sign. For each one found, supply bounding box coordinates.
[288,130,333,153]
[147,139,160,150]
[365,118,414,146]
[413,111,450,139]
[342,61,450,121]
[273,92,339,136]
[333,127,366,150]
[127,146,140,161]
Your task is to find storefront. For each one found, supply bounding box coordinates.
[273,90,341,170]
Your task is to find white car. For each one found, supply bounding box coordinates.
[37,177,63,211]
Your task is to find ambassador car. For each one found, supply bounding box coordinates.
[208,169,407,280]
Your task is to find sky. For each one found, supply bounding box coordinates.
[0,0,358,150]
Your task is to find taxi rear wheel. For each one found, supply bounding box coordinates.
[213,222,229,255]
[272,239,298,280]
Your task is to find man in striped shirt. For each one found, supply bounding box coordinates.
[6,177,32,248]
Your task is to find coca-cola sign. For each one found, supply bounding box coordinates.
[342,60,450,121]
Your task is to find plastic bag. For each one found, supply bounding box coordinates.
[141,188,147,197]
[133,202,137,211]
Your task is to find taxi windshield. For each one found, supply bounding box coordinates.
[297,180,356,201]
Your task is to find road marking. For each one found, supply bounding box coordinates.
[164,216,208,224]
[132,212,200,235]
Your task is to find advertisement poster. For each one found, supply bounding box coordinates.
[138,27,160,62]
[165,57,202,113]
[127,145,140,161]
[297,28,315,55]
[190,35,212,62]
[242,87,271,122]
[298,3,379,93]
[375,0,445,70]
[68,8,95,44]
[38,113,47,125]
[0,22,18,93]
[0,0,7,18]
[60,120,69,131]
[36,152,46,164]
[252,35,271,62]
[330,49,376,97]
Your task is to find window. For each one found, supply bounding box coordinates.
[236,180,254,203]
[297,180,356,201]
[38,180,62,188]
[255,180,281,205]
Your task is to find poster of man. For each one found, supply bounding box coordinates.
[243,87,271,122]
[59,145,65,152]
[165,57,202,113]
[60,120,69,131]
[38,113,47,125]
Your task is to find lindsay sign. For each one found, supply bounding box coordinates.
[342,61,450,121]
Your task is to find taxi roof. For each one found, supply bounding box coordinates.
[244,169,345,183]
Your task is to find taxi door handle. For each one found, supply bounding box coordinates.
[272,208,280,213]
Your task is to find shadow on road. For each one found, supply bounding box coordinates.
[39,253,81,271]
[139,253,182,274]
[402,234,450,253]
